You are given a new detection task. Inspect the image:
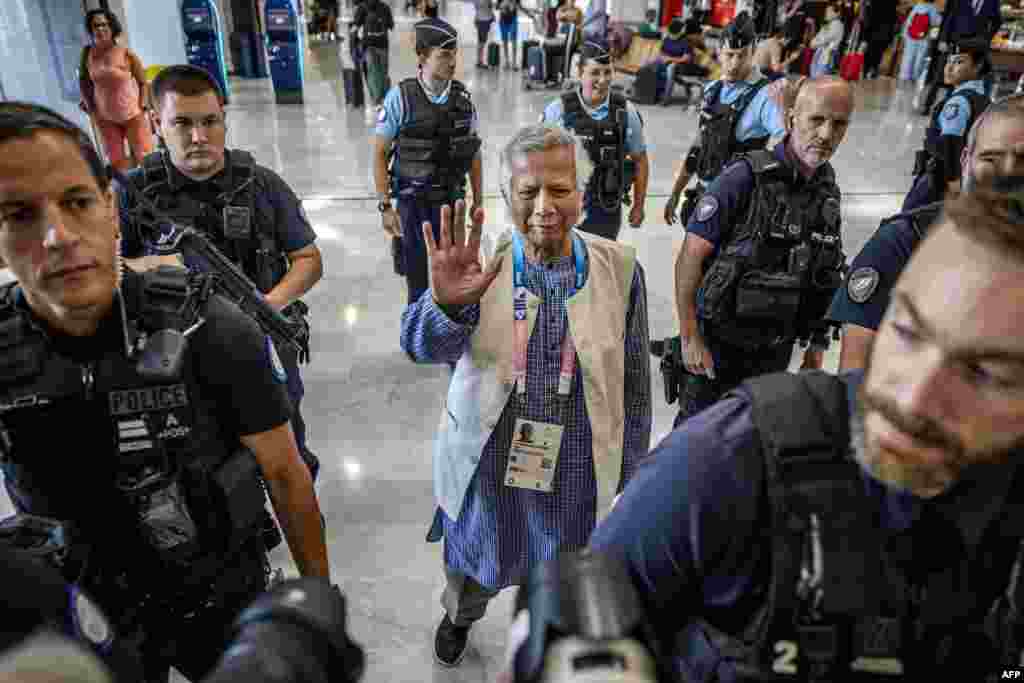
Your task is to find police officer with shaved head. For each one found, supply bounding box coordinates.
[373,17,483,315]
[669,77,855,427]
[0,102,328,681]
[540,38,649,240]
[663,11,787,227]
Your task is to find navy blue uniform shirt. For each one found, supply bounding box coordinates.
[826,215,920,331]
[589,370,1018,682]
[119,150,317,263]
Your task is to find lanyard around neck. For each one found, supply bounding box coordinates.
[511,231,587,400]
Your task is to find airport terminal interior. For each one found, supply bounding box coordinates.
[0,0,967,680]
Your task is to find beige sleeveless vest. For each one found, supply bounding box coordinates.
[432,229,636,523]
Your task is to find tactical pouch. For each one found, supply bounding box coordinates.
[138,479,202,566]
[699,257,742,323]
[450,135,482,164]
[210,449,265,547]
[680,187,701,226]
[735,271,802,324]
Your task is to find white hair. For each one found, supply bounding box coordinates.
[499,124,592,203]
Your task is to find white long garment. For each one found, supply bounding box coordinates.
[811,17,845,51]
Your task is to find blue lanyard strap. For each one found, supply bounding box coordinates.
[511,231,588,293]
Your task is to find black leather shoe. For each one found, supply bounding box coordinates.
[434,614,470,667]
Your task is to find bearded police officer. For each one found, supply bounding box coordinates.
[0,103,328,681]
[903,36,992,212]
[663,11,786,227]
[374,17,483,310]
[117,65,323,479]
[829,95,1024,372]
[540,39,649,240]
[670,77,854,427]
[591,179,1024,682]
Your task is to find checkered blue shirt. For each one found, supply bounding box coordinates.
[400,253,652,589]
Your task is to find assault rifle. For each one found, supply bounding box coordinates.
[109,167,309,360]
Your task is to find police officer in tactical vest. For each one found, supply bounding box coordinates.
[0,102,329,681]
[373,18,483,310]
[593,178,1024,681]
[117,65,323,481]
[669,77,854,427]
[663,11,786,228]
[540,38,649,240]
[830,94,1024,372]
[903,36,992,212]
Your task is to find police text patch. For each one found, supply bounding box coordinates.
[847,267,880,304]
[110,384,188,415]
[695,195,720,222]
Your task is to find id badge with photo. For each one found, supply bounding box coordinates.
[505,418,563,493]
[223,206,252,240]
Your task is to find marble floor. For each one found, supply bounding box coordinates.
[0,2,934,680]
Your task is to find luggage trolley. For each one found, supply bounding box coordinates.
[522,14,577,91]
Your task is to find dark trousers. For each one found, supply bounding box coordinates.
[137,547,269,682]
[579,195,622,241]
[280,345,318,481]
[673,335,793,428]
[864,37,891,76]
[397,197,445,305]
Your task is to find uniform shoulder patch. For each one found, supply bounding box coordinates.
[943,102,960,120]
[847,266,880,304]
[266,335,288,384]
[377,106,388,123]
[695,194,720,223]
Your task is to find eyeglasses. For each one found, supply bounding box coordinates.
[167,115,226,135]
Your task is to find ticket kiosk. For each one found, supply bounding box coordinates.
[181,0,231,101]
[265,0,305,104]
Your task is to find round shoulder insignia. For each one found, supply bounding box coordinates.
[377,106,388,123]
[943,102,960,121]
[695,195,720,223]
[847,266,880,304]
[71,586,113,649]
[266,335,288,384]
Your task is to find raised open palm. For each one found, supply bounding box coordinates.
[425,199,501,307]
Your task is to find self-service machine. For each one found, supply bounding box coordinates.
[181,0,232,102]
[265,0,305,104]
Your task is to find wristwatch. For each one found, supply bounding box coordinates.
[378,200,392,213]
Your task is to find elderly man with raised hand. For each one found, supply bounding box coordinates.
[400,124,651,668]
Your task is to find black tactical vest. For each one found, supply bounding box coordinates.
[0,269,265,596]
[696,78,771,183]
[698,151,845,349]
[561,91,637,211]
[364,1,388,38]
[392,78,481,198]
[696,371,1024,682]
[128,150,287,293]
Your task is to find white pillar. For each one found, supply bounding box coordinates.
[0,0,91,129]
[121,0,188,68]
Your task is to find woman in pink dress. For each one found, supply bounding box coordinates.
[78,9,154,171]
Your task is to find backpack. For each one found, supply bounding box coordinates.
[908,11,930,40]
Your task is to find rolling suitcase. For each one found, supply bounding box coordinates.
[343,67,365,108]
[527,43,546,82]
[488,42,501,68]
[522,39,539,71]
[628,62,660,105]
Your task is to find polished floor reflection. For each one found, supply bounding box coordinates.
[0,2,933,679]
